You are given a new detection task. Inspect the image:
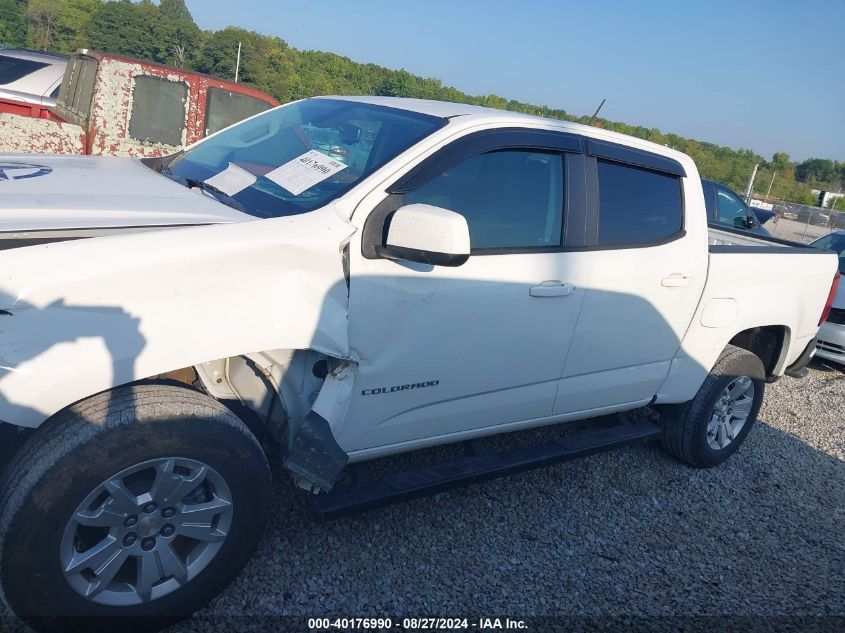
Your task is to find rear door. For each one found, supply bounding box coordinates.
[552,141,708,414]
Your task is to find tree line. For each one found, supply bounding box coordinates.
[1,0,843,206]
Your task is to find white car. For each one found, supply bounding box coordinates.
[0,96,838,631]
[0,48,67,107]
[810,230,845,364]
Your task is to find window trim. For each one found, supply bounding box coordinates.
[587,156,687,250]
[585,138,686,177]
[388,128,582,194]
[364,129,584,258]
[364,127,691,259]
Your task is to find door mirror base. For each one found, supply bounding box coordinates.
[375,244,469,267]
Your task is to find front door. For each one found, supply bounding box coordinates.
[340,134,587,453]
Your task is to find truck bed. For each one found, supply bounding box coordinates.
[701,223,836,380]
[708,224,796,249]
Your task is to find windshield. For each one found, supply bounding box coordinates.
[811,232,845,274]
[165,98,446,219]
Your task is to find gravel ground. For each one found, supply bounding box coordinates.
[172,359,844,630]
[4,361,845,631]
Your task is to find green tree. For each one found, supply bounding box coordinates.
[196,27,246,81]
[11,0,838,207]
[85,0,174,63]
[796,158,837,185]
[25,0,58,49]
[770,152,791,170]
[0,0,27,47]
[377,70,415,97]
[24,0,98,53]
[157,0,202,67]
[158,0,191,22]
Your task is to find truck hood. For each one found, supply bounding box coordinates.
[0,154,254,232]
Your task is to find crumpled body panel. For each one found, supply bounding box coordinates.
[0,206,354,428]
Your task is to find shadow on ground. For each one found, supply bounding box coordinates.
[158,377,845,632]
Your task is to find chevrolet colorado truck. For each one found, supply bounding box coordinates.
[0,97,838,631]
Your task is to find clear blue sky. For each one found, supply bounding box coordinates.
[183,0,844,162]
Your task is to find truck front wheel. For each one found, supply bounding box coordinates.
[660,344,765,468]
[0,384,271,632]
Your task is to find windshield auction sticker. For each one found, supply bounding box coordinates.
[265,150,348,196]
[204,162,257,196]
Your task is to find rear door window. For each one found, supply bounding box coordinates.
[206,88,272,136]
[0,55,47,85]
[128,75,188,146]
[596,160,683,246]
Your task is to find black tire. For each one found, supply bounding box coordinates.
[0,384,272,633]
[660,344,765,468]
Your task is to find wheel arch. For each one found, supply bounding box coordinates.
[727,324,790,381]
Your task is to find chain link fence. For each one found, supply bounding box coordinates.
[757,201,845,244]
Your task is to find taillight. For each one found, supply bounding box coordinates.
[819,274,841,325]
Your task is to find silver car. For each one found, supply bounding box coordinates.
[0,48,67,107]
[810,230,845,365]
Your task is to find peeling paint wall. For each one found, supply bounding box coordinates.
[89,58,191,158]
[0,56,278,158]
[0,115,85,154]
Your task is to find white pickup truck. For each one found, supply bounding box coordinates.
[0,96,838,631]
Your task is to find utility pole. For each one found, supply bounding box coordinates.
[235,42,242,83]
[744,163,758,204]
[765,172,776,202]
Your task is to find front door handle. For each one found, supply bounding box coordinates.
[661,274,692,288]
[530,281,575,297]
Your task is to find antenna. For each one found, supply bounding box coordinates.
[587,98,606,126]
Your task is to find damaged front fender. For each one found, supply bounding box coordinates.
[0,205,355,428]
[285,362,357,492]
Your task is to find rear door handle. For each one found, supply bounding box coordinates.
[661,274,692,287]
[530,281,575,297]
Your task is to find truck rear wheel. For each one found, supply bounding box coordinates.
[0,384,272,633]
[660,344,765,468]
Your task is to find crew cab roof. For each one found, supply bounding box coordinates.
[316,95,688,165]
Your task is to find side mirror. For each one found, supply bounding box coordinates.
[734,216,751,229]
[747,214,758,227]
[377,204,470,267]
